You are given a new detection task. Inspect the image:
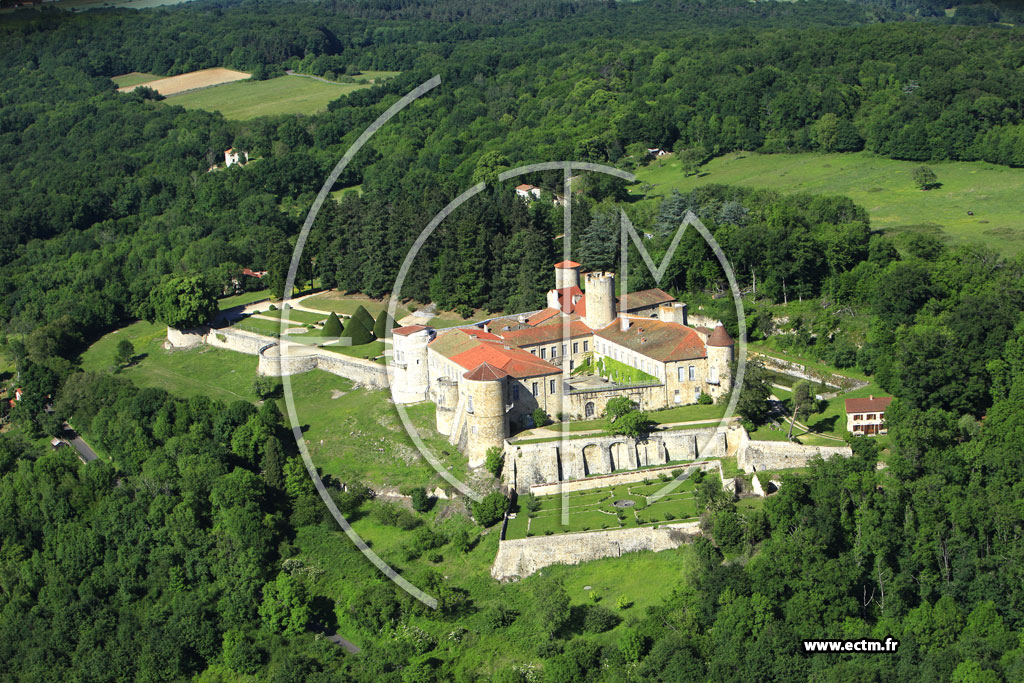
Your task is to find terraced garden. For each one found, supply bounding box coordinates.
[504,475,700,540]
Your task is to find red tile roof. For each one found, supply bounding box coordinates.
[554,260,581,268]
[463,362,509,381]
[707,324,734,347]
[618,288,676,311]
[451,341,560,378]
[844,396,893,414]
[392,325,428,336]
[526,308,561,326]
[499,320,592,347]
[551,286,584,314]
[594,318,706,362]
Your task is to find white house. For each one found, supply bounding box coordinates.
[225,148,249,167]
[515,184,542,201]
[844,395,892,436]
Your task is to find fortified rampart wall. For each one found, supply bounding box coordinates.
[491,522,700,580]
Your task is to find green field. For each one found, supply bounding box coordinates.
[257,307,326,325]
[168,75,374,119]
[287,371,467,491]
[634,151,1024,254]
[111,72,161,87]
[81,320,262,404]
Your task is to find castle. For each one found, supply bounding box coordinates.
[389,261,734,467]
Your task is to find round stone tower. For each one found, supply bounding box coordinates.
[461,363,508,468]
[433,377,459,436]
[706,324,735,397]
[553,260,581,289]
[583,271,616,330]
[389,325,434,403]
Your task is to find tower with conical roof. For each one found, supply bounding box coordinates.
[460,362,508,468]
[706,323,734,397]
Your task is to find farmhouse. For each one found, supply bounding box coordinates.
[390,261,734,466]
[514,184,542,201]
[844,395,892,436]
[225,148,248,167]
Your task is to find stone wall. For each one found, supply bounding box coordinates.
[208,328,274,355]
[505,427,728,491]
[166,327,206,349]
[750,351,863,391]
[528,460,719,496]
[166,324,389,389]
[738,437,852,473]
[491,522,701,580]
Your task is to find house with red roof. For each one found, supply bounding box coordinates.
[844,395,892,436]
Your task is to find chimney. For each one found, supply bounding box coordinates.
[518,314,527,324]
[620,317,629,332]
[869,395,873,400]
[679,302,688,326]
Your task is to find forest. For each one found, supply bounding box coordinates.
[2,0,1024,680]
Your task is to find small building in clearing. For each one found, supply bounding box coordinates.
[844,395,893,436]
[225,148,249,167]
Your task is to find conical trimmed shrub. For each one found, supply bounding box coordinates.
[373,310,396,338]
[321,312,343,338]
[350,305,375,336]
[344,316,375,345]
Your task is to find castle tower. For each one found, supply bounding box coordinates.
[706,324,735,395]
[657,302,688,326]
[389,326,434,403]
[583,271,615,330]
[553,260,581,289]
[461,363,508,468]
[433,377,459,435]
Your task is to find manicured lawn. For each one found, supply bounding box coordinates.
[302,292,411,320]
[168,75,374,120]
[506,480,700,539]
[536,402,727,434]
[218,289,271,310]
[634,150,1024,254]
[257,308,326,325]
[229,316,316,338]
[324,340,386,363]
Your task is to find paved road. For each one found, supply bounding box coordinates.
[325,633,360,653]
[64,428,98,463]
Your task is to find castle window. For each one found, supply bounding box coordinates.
[694,386,701,402]
[572,342,579,353]
[674,390,681,404]
[532,382,539,396]
[550,345,557,357]
[688,365,696,381]
[540,348,546,359]
[549,379,556,393]
[468,397,474,413]
[709,365,718,383]
[561,344,566,355]
[584,341,589,352]
[677,367,685,382]
[513,385,519,401]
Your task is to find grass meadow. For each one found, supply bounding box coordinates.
[634,150,1024,254]
[168,75,376,119]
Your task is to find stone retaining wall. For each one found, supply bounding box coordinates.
[505,427,728,491]
[491,522,700,580]
[166,326,388,389]
[738,436,852,473]
[528,460,719,496]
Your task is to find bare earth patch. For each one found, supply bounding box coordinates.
[118,68,250,96]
